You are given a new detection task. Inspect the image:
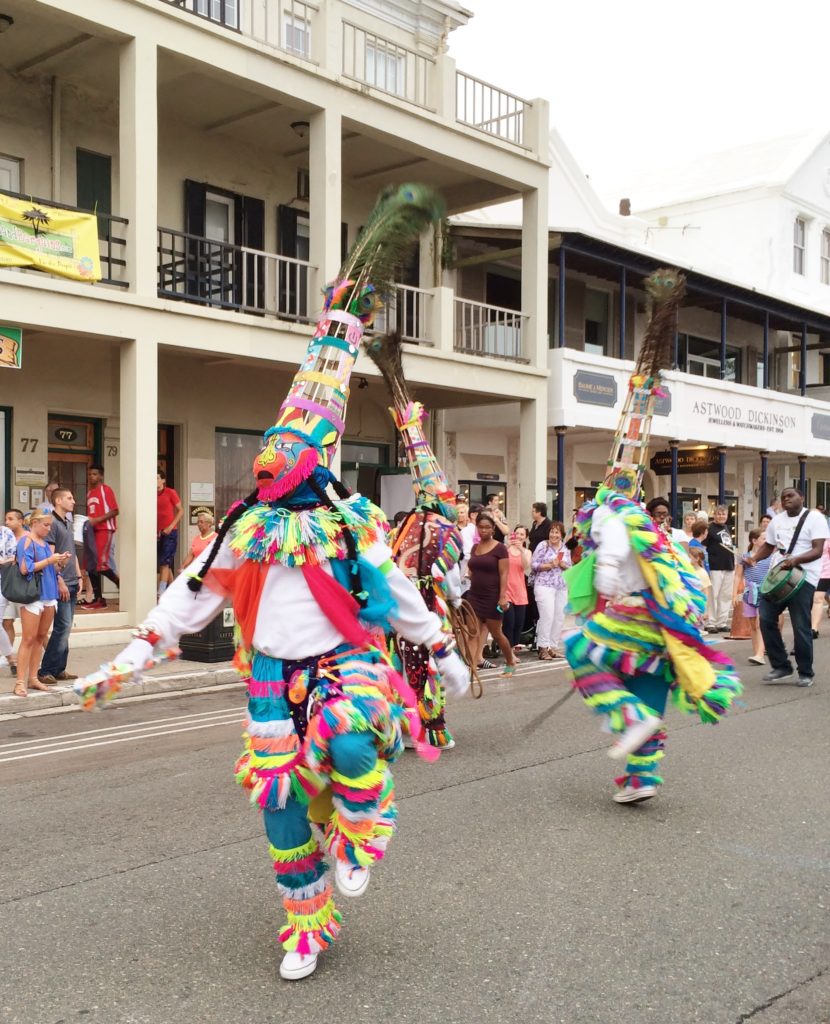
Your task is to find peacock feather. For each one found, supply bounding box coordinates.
[362,330,410,412]
[325,183,445,323]
[635,267,686,379]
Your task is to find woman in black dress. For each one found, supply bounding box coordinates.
[467,512,518,675]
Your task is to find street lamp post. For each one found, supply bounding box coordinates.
[555,426,567,523]
[759,451,769,518]
[717,447,727,506]
[669,439,680,524]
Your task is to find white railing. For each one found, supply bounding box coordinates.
[157,228,315,321]
[371,285,432,344]
[454,297,526,360]
[163,0,318,61]
[341,22,434,109]
[456,71,527,146]
[241,247,314,320]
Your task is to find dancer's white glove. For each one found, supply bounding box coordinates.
[112,637,155,679]
[594,563,621,600]
[435,650,470,700]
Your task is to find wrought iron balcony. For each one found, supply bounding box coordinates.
[157,227,314,320]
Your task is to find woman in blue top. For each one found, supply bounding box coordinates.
[14,509,70,697]
[733,527,772,666]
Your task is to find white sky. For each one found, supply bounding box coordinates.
[448,0,830,199]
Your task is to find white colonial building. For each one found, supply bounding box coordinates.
[0,0,551,634]
[443,129,830,538]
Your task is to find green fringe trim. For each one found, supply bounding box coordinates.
[229,495,387,566]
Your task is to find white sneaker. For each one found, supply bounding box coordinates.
[608,714,662,760]
[613,784,657,804]
[334,859,370,898]
[279,951,318,981]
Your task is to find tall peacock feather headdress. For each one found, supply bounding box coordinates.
[604,267,686,498]
[363,330,457,521]
[253,183,445,501]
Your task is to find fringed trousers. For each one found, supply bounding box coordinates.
[566,599,670,791]
[235,648,400,954]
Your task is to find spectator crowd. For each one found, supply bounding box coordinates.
[4,475,830,698]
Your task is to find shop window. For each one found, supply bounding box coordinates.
[457,481,507,511]
[215,428,262,515]
[584,288,609,356]
[341,441,391,505]
[814,481,830,509]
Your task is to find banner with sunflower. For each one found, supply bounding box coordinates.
[0,195,101,282]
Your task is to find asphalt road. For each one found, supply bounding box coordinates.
[1,646,828,1024]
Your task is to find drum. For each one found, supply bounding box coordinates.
[760,561,806,606]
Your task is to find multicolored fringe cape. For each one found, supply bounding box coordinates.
[391,509,463,746]
[567,486,742,723]
[229,494,387,567]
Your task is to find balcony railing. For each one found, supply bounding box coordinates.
[342,22,433,109]
[371,284,432,345]
[162,0,317,60]
[157,228,314,320]
[456,71,527,147]
[0,188,128,287]
[454,297,526,361]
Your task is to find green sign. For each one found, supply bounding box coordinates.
[0,326,22,369]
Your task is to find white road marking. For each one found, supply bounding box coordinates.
[0,705,246,752]
[0,716,245,763]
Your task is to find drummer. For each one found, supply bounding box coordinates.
[747,487,828,687]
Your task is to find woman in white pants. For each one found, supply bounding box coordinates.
[531,522,572,659]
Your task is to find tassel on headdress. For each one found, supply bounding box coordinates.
[363,331,457,520]
[253,184,445,502]
[604,268,686,497]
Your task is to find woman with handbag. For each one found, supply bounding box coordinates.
[13,509,70,697]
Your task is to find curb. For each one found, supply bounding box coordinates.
[0,665,240,721]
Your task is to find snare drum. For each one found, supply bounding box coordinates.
[760,561,806,605]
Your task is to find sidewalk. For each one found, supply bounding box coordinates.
[0,644,239,718]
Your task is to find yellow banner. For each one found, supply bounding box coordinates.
[0,195,101,282]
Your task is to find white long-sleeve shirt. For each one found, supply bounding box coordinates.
[590,504,647,597]
[144,537,443,659]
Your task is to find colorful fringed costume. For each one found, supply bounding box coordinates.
[564,269,741,801]
[391,501,463,746]
[565,487,741,793]
[103,185,470,981]
[363,334,465,747]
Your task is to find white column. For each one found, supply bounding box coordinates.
[120,338,158,623]
[519,394,547,520]
[434,53,457,122]
[119,36,158,297]
[522,180,549,367]
[309,108,342,301]
[429,286,455,352]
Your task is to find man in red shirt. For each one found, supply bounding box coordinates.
[85,463,119,610]
[157,470,183,597]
